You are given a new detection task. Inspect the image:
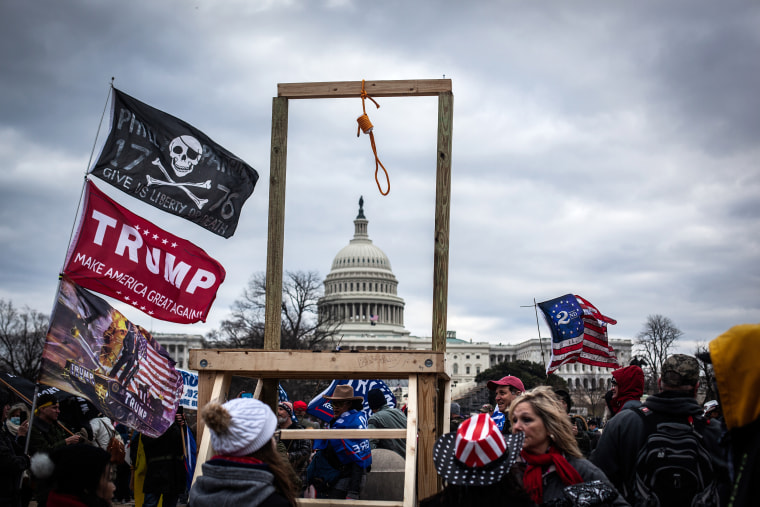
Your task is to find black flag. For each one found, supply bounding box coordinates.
[90,88,259,238]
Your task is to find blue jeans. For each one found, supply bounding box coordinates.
[143,492,179,507]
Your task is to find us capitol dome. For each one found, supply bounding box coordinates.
[316,197,633,404]
[318,197,411,342]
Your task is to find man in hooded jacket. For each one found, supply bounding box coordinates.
[707,323,760,506]
[608,364,644,417]
[590,355,727,504]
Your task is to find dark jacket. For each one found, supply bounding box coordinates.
[190,458,291,507]
[0,422,30,507]
[590,390,726,502]
[279,422,311,477]
[367,405,407,459]
[139,423,186,496]
[28,416,69,455]
[544,456,629,506]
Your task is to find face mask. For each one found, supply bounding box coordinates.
[10,417,20,425]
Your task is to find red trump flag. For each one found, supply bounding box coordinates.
[63,181,226,324]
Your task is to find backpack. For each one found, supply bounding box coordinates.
[632,406,720,507]
[104,424,126,464]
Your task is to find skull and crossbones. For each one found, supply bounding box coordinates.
[147,135,211,209]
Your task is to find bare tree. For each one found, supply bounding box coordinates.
[0,299,49,379]
[205,270,339,350]
[635,314,683,383]
[573,383,609,418]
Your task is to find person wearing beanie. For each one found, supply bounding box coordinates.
[1,390,30,507]
[32,444,115,507]
[366,388,407,459]
[190,398,296,507]
[28,393,83,456]
[275,401,311,491]
[29,393,85,507]
[293,401,320,430]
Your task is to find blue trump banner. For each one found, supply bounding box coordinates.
[177,369,198,411]
[306,379,397,423]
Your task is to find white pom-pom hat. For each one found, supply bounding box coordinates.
[210,398,278,457]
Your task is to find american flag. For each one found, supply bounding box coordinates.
[538,294,619,375]
[132,331,183,414]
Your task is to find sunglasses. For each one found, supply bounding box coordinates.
[610,379,618,386]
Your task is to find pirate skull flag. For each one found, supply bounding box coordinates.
[89,88,259,238]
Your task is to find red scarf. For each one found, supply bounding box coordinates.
[521,446,583,504]
[211,455,264,465]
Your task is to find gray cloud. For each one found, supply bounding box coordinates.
[1,0,758,354]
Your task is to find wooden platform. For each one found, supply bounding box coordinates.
[189,349,450,507]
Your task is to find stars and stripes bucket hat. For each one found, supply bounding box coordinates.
[433,412,524,486]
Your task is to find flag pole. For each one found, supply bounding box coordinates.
[533,298,548,374]
[60,78,114,277]
[521,300,548,373]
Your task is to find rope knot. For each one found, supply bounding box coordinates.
[357,80,390,196]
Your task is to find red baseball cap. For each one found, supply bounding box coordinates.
[293,401,307,411]
[487,375,525,392]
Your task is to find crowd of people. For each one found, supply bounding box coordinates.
[2,323,758,506]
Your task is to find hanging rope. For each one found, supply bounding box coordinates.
[356,80,390,195]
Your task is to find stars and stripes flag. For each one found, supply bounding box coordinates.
[538,294,619,375]
[39,276,183,437]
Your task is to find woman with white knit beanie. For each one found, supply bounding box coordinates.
[189,398,296,507]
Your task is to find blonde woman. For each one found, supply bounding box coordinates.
[509,386,628,506]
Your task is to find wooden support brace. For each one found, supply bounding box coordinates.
[416,373,438,501]
[193,372,231,483]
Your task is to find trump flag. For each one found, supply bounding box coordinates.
[538,294,619,375]
[63,181,225,324]
[89,88,259,238]
[40,277,183,437]
[307,379,397,423]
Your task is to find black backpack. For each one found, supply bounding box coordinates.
[632,406,720,507]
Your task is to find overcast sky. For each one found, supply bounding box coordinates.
[1,0,758,356]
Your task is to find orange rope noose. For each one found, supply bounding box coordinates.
[356,80,390,195]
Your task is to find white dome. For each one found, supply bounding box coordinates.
[331,241,392,271]
[319,197,406,336]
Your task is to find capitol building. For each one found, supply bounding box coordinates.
[156,198,632,406]
[317,198,633,397]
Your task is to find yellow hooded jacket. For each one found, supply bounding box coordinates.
[709,323,760,431]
